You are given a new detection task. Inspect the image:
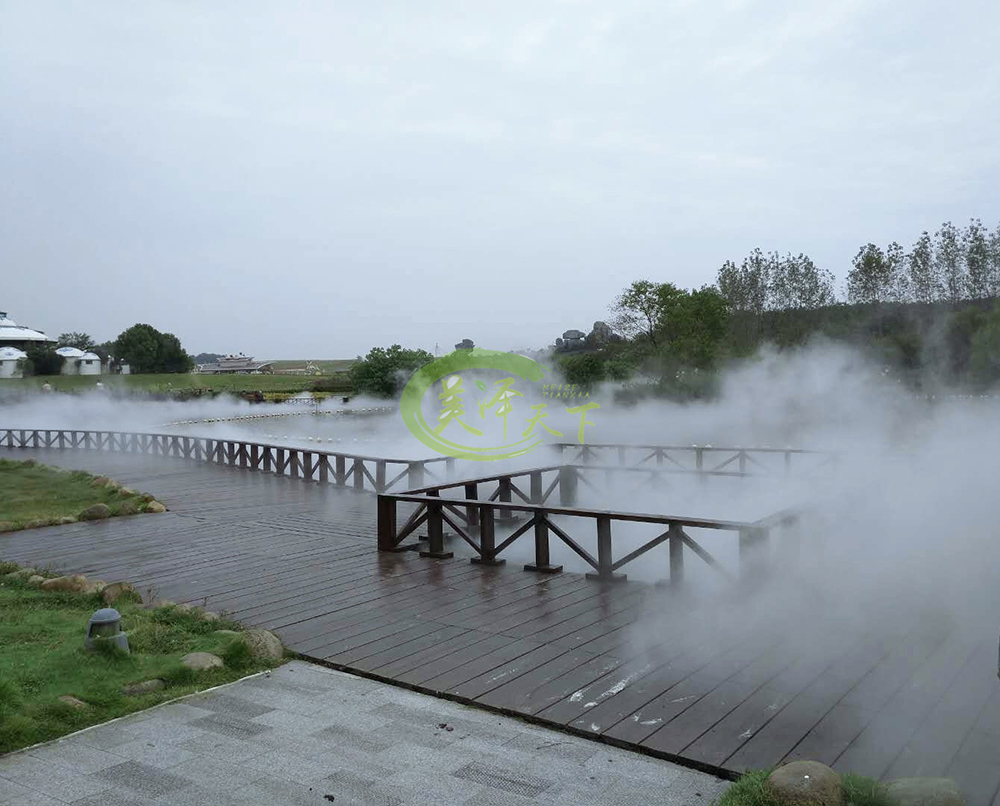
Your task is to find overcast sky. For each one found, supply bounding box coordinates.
[2,1,999,358]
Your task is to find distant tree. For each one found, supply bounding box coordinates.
[660,285,729,369]
[990,223,1000,298]
[22,344,62,376]
[57,332,96,351]
[113,324,193,374]
[717,249,770,351]
[769,253,835,310]
[349,344,434,398]
[93,341,114,363]
[907,231,939,304]
[609,280,684,347]
[454,339,475,350]
[192,353,224,364]
[934,221,966,305]
[969,301,1000,387]
[847,243,892,305]
[560,353,606,387]
[964,218,992,300]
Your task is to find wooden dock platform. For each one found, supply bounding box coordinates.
[2,447,998,805]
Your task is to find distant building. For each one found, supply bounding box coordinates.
[0,310,55,351]
[0,346,28,378]
[54,346,102,375]
[196,354,273,375]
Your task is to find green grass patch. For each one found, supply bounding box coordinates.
[0,574,282,753]
[717,769,894,806]
[0,459,154,530]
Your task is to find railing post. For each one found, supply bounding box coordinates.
[376,460,386,492]
[464,483,479,527]
[497,476,514,523]
[525,511,562,573]
[529,471,542,504]
[335,455,346,486]
[419,499,453,559]
[407,461,424,491]
[559,465,578,506]
[377,494,397,551]
[784,451,792,474]
[739,526,769,582]
[263,446,273,472]
[696,447,704,473]
[586,515,625,582]
[353,458,365,491]
[471,506,504,566]
[738,448,747,474]
[669,523,684,585]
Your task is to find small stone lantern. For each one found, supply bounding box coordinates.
[85,608,130,654]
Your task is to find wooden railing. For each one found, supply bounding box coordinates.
[551,442,838,476]
[0,428,448,494]
[377,463,801,584]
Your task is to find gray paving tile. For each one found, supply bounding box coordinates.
[0,777,33,805]
[105,737,197,769]
[321,770,404,806]
[27,741,123,774]
[453,760,554,799]
[167,754,262,792]
[93,759,190,798]
[176,731,270,763]
[311,723,392,753]
[230,775,338,806]
[71,789,149,806]
[189,712,273,741]
[184,693,275,719]
[0,755,110,801]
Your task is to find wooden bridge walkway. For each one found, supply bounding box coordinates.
[2,447,999,805]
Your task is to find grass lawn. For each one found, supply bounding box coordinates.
[0,459,158,531]
[0,566,282,753]
[717,769,893,806]
[0,371,353,395]
[269,359,356,373]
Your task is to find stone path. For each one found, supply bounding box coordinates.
[0,661,729,806]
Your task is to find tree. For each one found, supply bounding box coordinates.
[716,251,770,351]
[964,218,991,300]
[660,285,729,369]
[846,243,892,305]
[934,221,966,305]
[969,301,1000,387]
[768,253,835,310]
[57,332,96,351]
[113,324,193,374]
[907,231,938,304]
[349,344,434,398]
[22,344,62,376]
[609,280,684,347]
[884,242,907,302]
[990,222,1000,298]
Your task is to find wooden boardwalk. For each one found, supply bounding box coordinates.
[2,447,999,804]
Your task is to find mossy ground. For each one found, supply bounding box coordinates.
[716,768,895,806]
[0,459,154,530]
[0,564,284,754]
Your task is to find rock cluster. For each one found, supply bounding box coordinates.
[764,762,966,806]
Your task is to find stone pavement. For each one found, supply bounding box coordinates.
[0,661,730,806]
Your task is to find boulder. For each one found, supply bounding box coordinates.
[90,476,110,487]
[23,518,54,529]
[139,493,155,503]
[104,480,121,490]
[885,778,965,806]
[40,574,91,594]
[766,761,842,806]
[78,503,111,521]
[201,611,220,622]
[86,579,108,594]
[56,516,77,525]
[102,582,140,605]
[589,320,614,346]
[26,575,45,586]
[0,521,18,533]
[14,568,38,579]
[180,652,224,671]
[58,695,90,710]
[117,500,140,516]
[119,488,137,498]
[214,629,239,636]
[237,629,284,661]
[174,603,193,614]
[121,679,166,696]
[144,501,166,514]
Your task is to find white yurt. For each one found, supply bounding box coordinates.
[0,346,28,378]
[55,346,103,376]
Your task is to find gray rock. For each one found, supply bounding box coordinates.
[562,329,585,340]
[40,574,91,593]
[58,695,90,710]
[102,582,140,605]
[121,679,166,696]
[144,501,166,514]
[26,575,45,586]
[78,503,111,521]
[213,629,239,636]
[885,778,965,806]
[116,500,140,516]
[201,611,220,622]
[766,760,842,806]
[238,629,284,661]
[180,652,224,671]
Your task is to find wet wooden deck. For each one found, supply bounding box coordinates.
[2,447,999,804]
